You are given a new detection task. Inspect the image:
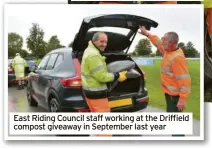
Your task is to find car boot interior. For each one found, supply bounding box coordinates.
[104,54,145,96]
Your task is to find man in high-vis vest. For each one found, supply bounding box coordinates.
[202,0,212,43]
[138,26,191,113]
[12,53,27,90]
[81,32,128,112]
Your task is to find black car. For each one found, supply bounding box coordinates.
[26,14,158,112]
[8,58,37,86]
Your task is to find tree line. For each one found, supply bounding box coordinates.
[129,39,199,58]
[8,23,199,59]
[8,23,73,58]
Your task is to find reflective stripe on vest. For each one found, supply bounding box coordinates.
[175,74,190,80]
[83,85,107,91]
[82,63,104,79]
[167,53,183,68]
[82,72,93,79]
[161,53,184,77]
[161,67,174,76]
[161,83,190,92]
[90,65,104,75]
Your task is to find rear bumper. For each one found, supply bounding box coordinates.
[60,89,148,112]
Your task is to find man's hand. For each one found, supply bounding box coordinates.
[176,100,186,111]
[138,26,149,36]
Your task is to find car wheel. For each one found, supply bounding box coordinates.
[49,97,62,112]
[204,15,212,88]
[26,82,38,107]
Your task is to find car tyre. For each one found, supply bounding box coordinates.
[49,97,62,112]
[26,82,38,107]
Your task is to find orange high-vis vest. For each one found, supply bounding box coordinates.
[148,34,191,101]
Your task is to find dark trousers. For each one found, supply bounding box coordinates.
[165,93,181,112]
[165,93,185,137]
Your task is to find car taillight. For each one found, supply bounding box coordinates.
[60,77,82,87]
[60,58,82,87]
[8,68,13,72]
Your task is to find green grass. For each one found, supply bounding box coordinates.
[140,60,200,120]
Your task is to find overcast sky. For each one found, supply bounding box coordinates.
[6,4,203,53]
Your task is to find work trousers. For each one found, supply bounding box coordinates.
[85,97,110,112]
[165,93,181,112]
[165,93,185,137]
[85,97,112,137]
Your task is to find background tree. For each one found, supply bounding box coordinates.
[47,35,64,52]
[172,41,198,58]
[185,41,198,57]
[128,51,137,57]
[150,53,156,57]
[178,42,186,50]
[26,23,47,58]
[134,39,152,56]
[19,49,29,58]
[8,32,23,57]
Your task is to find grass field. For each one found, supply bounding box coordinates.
[140,60,200,120]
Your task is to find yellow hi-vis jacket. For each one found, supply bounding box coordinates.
[81,41,115,99]
[12,56,27,78]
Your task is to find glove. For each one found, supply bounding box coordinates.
[117,71,127,82]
